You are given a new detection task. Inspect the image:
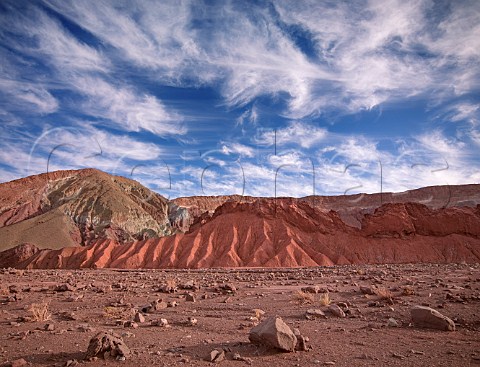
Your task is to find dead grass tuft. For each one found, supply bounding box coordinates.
[375,287,393,300]
[103,306,130,320]
[402,286,415,296]
[29,301,51,321]
[318,292,331,306]
[291,290,315,305]
[253,308,266,320]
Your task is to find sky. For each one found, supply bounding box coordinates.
[0,0,479,199]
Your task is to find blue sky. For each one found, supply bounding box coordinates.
[0,0,479,198]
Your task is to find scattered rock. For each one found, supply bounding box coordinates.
[207,349,225,363]
[327,304,346,318]
[8,358,28,367]
[185,293,196,302]
[142,299,168,313]
[410,306,455,331]
[84,331,130,360]
[151,318,169,327]
[181,280,200,291]
[249,316,297,352]
[306,309,326,320]
[360,285,376,295]
[77,324,95,333]
[124,321,139,329]
[233,353,253,364]
[55,284,76,292]
[387,318,399,327]
[301,285,323,294]
[134,312,145,323]
[44,323,55,331]
[220,283,237,294]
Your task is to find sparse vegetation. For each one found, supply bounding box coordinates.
[159,277,178,293]
[318,292,331,306]
[29,301,51,321]
[253,308,265,320]
[375,287,394,301]
[103,306,130,320]
[402,286,415,296]
[291,290,315,304]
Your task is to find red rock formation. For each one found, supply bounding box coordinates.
[1,169,479,269]
[5,198,480,269]
[0,169,185,250]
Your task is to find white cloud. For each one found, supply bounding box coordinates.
[416,130,465,161]
[0,78,59,114]
[72,76,184,136]
[256,121,328,149]
[221,142,255,158]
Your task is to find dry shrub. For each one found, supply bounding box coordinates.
[159,277,177,293]
[103,306,130,320]
[253,308,265,320]
[375,287,393,300]
[29,301,51,321]
[291,290,314,305]
[318,292,331,306]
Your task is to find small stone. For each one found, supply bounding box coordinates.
[360,285,376,295]
[301,285,321,294]
[233,353,253,364]
[207,349,225,363]
[55,284,76,292]
[306,309,326,319]
[134,312,145,323]
[220,283,237,293]
[185,293,196,302]
[249,316,297,352]
[387,318,399,327]
[10,359,28,367]
[124,321,138,329]
[327,304,346,318]
[44,323,55,331]
[151,318,169,327]
[410,306,455,331]
[188,317,198,326]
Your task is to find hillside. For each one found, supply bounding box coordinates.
[1,169,479,268]
[0,169,188,251]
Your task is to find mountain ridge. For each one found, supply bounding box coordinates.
[1,169,479,268]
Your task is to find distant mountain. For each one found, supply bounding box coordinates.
[1,169,479,268]
[0,169,189,251]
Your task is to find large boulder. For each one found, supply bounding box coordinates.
[410,306,455,331]
[85,331,130,360]
[249,316,297,352]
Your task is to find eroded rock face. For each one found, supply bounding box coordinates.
[410,306,456,331]
[1,169,480,269]
[0,169,179,250]
[85,331,130,360]
[0,243,39,268]
[249,316,297,352]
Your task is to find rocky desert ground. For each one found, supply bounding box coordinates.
[1,264,479,367]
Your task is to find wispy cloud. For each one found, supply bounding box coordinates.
[255,121,328,149]
[71,76,185,136]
